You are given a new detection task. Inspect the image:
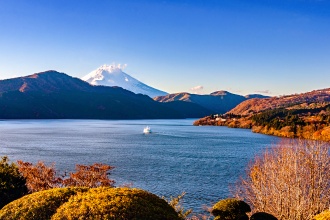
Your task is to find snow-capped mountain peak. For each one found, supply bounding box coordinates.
[82,64,168,98]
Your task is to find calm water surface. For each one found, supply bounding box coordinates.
[0,119,281,213]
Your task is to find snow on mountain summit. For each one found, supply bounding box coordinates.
[82,64,168,98]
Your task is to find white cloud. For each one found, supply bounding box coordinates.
[255,90,271,94]
[118,64,127,70]
[190,85,204,94]
[106,63,127,70]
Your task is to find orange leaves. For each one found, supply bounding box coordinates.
[63,163,115,188]
[17,161,61,193]
[17,161,115,193]
[235,140,330,220]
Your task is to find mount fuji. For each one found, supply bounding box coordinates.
[82,65,168,98]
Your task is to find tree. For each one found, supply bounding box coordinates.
[0,156,28,208]
[17,161,61,193]
[235,139,330,220]
[63,163,115,188]
[17,161,115,192]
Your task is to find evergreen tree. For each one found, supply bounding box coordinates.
[0,156,28,208]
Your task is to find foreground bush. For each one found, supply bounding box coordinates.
[52,187,181,220]
[0,187,88,220]
[236,140,330,220]
[0,187,181,220]
[313,210,330,220]
[211,198,251,220]
[0,156,28,209]
[250,212,278,220]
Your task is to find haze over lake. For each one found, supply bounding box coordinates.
[0,119,281,212]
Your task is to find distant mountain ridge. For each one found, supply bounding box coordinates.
[82,65,168,98]
[0,71,210,119]
[228,88,330,115]
[0,71,95,93]
[154,91,269,114]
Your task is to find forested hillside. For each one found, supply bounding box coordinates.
[194,102,330,141]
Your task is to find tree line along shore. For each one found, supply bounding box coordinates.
[194,104,330,142]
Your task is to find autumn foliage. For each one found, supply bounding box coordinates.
[62,163,115,188]
[194,103,330,142]
[17,161,115,193]
[16,161,61,192]
[235,140,330,220]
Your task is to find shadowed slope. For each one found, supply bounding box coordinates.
[0,71,182,119]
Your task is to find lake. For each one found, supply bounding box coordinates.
[0,119,281,213]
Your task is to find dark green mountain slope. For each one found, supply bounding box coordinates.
[154,91,269,114]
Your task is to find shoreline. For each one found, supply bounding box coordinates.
[193,116,330,142]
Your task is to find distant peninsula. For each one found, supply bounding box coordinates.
[194,88,330,142]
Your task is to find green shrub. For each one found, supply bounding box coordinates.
[0,187,88,220]
[250,212,278,220]
[313,210,330,220]
[211,198,251,220]
[52,187,181,220]
[0,156,28,208]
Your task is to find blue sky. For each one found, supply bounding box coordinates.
[0,0,329,96]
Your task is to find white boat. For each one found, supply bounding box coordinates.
[143,126,151,134]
